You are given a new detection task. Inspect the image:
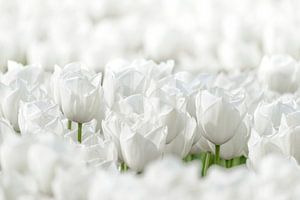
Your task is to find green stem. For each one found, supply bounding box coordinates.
[77,123,82,143]
[215,145,220,165]
[239,156,247,164]
[185,154,193,162]
[232,157,240,167]
[202,152,211,177]
[68,120,72,130]
[120,162,128,172]
[225,160,230,168]
[229,159,233,168]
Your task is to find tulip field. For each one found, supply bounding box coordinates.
[1,0,300,199]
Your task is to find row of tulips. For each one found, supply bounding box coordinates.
[1,55,300,174]
[0,55,300,198]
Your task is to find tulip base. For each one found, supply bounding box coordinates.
[120,162,128,172]
[215,145,220,165]
[225,159,233,168]
[202,152,211,177]
[68,120,72,130]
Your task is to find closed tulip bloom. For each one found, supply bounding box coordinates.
[154,102,191,143]
[120,124,167,172]
[0,118,15,146]
[56,63,102,123]
[18,99,65,136]
[102,59,173,108]
[50,65,63,109]
[219,116,250,160]
[80,133,118,168]
[247,129,285,169]
[2,61,45,88]
[273,112,300,163]
[258,55,300,93]
[164,113,197,158]
[0,81,31,131]
[102,111,124,161]
[254,99,296,136]
[196,87,246,145]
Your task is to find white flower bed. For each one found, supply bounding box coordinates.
[0,57,298,199]
[0,0,300,199]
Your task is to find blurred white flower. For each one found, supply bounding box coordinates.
[1,135,31,173]
[53,167,93,200]
[272,111,300,163]
[247,130,285,169]
[259,55,300,93]
[218,40,261,71]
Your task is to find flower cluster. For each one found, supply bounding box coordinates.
[0,55,299,198]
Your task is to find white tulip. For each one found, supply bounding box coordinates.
[191,133,213,154]
[81,134,118,168]
[196,87,246,145]
[120,124,167,172]
[0,81,31,131]
[18,99,65,136]
[254,99,296,136]
[50,65,63,109]
[53,63,102,123]
[102,111,124,161]
[164,113,197,158]
[259,55,300,93]
[1,61,45,88]
[247,130,285,169]
[219,116,250,160]
[102,59,173,109]
[270,112,300,163]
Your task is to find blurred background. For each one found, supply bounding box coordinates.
[0,0,299,73]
